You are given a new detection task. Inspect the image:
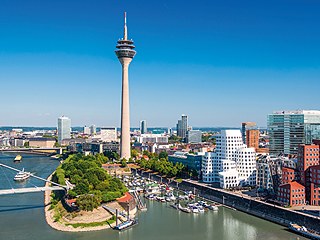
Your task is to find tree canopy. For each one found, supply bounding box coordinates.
[53,154,127,211]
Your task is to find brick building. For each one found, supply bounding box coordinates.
[297,144,320,185]
[246,129,259,150]
[281,167,299,184]
[309,165,320,206]
[277,181,306,206]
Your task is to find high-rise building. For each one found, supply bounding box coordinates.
[115,12,136,160]
[100,127,117,142]
[241,122,257,144]
[58,116,71,144]
[268,110,320,155]
[83,126,91,135]
[176,114,188,140]
[186,130,202,143]
[140,120,147,134]
[90,125,96,135]
[246,129,260,150]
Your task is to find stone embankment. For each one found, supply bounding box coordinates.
[137,169,320,233]
[44,173,117,232]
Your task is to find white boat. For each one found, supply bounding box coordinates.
[178,204,191,213]
[197,206,205,213]
[208,205,219,211]
[114,219,138,231]
[14,168,31,181]
[191,206,199,213]
[289,223,320,240]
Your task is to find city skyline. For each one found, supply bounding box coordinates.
[1,0,320,127]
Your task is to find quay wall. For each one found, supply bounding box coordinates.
[137,170,320,232]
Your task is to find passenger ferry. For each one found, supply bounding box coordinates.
[289,223,320,240]
[14,168,31,181]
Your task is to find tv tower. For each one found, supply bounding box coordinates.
[115,12,136,160]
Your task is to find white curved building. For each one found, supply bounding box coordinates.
[202,130,256,188]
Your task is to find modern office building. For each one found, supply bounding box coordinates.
[115,12,136,160]
[83,126,91,135]
[140,120,147,134]
[176,114,188,140]
[202,130,256,188]
[256,158,274,192]
[186,130,202,143]
[100,127,117,142]
[241,122,257,144]
[236,147,257,186]
[58,116,71,144]
[168,152,203,173]
[90,125,97,135]
[136,134,168,144]
[267,110,320,155]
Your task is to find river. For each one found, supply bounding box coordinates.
[0,153,306,240]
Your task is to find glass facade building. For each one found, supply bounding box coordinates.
[268,110,320,155]
[140,120,147,134]
[176,114,188,140]
[168,152,202,172]
[186,130,202,143]
[58,116,71,144]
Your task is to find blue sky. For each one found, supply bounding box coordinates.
[0,0,319,128]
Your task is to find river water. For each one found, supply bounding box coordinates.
[0,153,305,240]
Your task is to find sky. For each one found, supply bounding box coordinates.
[0,0,320,128]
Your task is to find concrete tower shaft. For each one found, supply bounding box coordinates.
[115,12,136,160]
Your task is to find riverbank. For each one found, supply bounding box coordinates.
[44,173,119,232]
[136,169,320,233]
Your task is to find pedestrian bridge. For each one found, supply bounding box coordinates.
[0,162,68,196]
[0,186,65,195]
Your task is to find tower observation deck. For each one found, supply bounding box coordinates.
[115,12,136,59]
[115,12,136,160]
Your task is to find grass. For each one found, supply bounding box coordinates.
[175,178,183,183]
[65,218,116,228]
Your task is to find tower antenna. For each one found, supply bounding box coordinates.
[124,12,127,40]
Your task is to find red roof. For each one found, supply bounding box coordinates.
[279,181,305,189]
[66,199,77,204]
[117,192,133,203]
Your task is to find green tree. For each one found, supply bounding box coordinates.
[159,151,168,160]
[131,149,139,159]
[76,194,101,211]
[120,159,127,168]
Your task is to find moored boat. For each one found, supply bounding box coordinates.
[289,223,320,240]
[114,219,138,231]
